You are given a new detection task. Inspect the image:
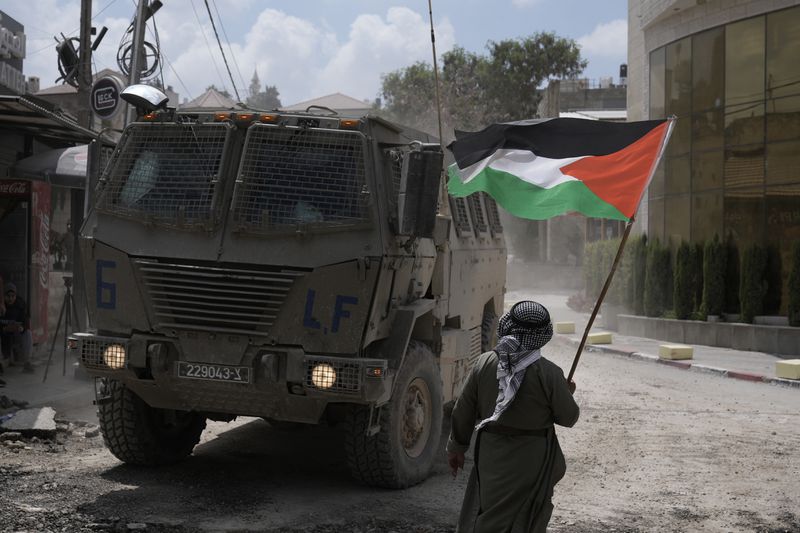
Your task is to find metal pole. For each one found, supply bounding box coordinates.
[77,0,93,129]
[567,219,634,382]
[126,0,149,125]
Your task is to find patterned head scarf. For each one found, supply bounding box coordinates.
[495,300,553,354]
[476,300,553,431]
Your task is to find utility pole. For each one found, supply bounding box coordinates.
[73,0,94,332]
[77,0,93,129]
[126,0,149,125]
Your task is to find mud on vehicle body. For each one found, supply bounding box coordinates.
[72,103,506,488]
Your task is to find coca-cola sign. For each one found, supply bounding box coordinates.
[0,180,30,196]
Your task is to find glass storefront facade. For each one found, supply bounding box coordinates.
[648,5,800,314]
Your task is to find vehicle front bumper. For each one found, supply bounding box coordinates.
[70,332,391,422]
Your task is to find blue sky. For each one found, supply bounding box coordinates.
[2,0,628,106]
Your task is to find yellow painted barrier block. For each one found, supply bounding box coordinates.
[555,322,575,334]
[587,332,612,344]
[658,344,694,360]
[776,359,800,380]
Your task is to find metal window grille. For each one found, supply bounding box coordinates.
[97,123,232,228]
[468,326,482,369]
[135,258,306,334]
[482,193,504,235]
[304,357,361,393]
[80,338,127,370]
[450,196,472,236]
[385,147,405,214]
[468,194,488,234]
[234,125,369,232]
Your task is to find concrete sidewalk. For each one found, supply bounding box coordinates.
[1,352,96,422]
[507,289,800,389]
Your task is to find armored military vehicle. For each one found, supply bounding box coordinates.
[72,85,506,488]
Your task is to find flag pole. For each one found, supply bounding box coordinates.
[567,217,634,382]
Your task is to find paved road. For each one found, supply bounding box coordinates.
[2,338,798,532]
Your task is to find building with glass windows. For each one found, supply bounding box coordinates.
[627,0,800,315]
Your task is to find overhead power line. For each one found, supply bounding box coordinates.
[203,0,241,102]
[189,0,228,93]
[211,0,248,97]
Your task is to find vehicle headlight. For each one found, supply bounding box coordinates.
[103,344,126,369]
[311,363,336,389]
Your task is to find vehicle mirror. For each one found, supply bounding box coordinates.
[397,148,443,238]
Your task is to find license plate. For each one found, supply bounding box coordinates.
[177,362,250,384]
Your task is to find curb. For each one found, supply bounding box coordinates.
[555,335,800,390]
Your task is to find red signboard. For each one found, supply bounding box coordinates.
[0,180,30,196]
[29,181,51,344]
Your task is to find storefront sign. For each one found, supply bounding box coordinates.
[0,179,30,196]
[91,75,123,119]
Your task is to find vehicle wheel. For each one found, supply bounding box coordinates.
[481,305,498,352]
[98,379,206,466]
[344,341,443,488]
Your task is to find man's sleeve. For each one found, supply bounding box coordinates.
[549,366,580,428]
[445,363,480,454]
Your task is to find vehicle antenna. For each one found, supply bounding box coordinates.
[427,0,450,215]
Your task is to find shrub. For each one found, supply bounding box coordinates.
[701,235,726,317]
[583,241,600,300]
[632,234,648,315]
[693,243,704,313]
[583,238,623,305]
[764,244,783,315]
[644,239,671,317]
[739,244,768,323]
[789,242,800,327]
[673,242,694,319]
[725,235,740,314]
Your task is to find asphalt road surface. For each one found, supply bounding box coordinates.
[1,337,798,532]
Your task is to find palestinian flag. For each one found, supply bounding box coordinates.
[447,118,674,221]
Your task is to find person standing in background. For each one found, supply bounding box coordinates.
[1,282,34,374]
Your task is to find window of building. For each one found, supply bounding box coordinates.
[691,190,723,243]
[665,155,690,195]
[665,194,691,244]
[692,27,724,112]
[766,140,800,185]
[724,187,764,248]
[726,17,766,108]
[692,150,723,192]
[766,7,800,101]
[666,38,692,117]
[649,48,666,119]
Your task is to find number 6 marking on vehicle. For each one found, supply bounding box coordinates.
[96,259,117,309]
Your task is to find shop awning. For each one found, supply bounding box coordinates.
[12,145,89,188]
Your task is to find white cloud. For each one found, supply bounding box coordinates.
[19,3,456,107]
[316,7,455,103]
[577,19,627,58]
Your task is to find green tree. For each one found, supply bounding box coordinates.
[701,235,726,317]
[673,242,694,320]
[788,241,800,327]
[740,244,768,323]
[377,32,587,135]
[246,70,282,110]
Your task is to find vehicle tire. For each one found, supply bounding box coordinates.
[98,379,206,466]
[344,341,443,489]
[481,305,498,352]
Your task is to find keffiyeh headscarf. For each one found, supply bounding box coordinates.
[475,300,553,431]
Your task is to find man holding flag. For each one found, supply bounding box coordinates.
[444,117,673,532]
